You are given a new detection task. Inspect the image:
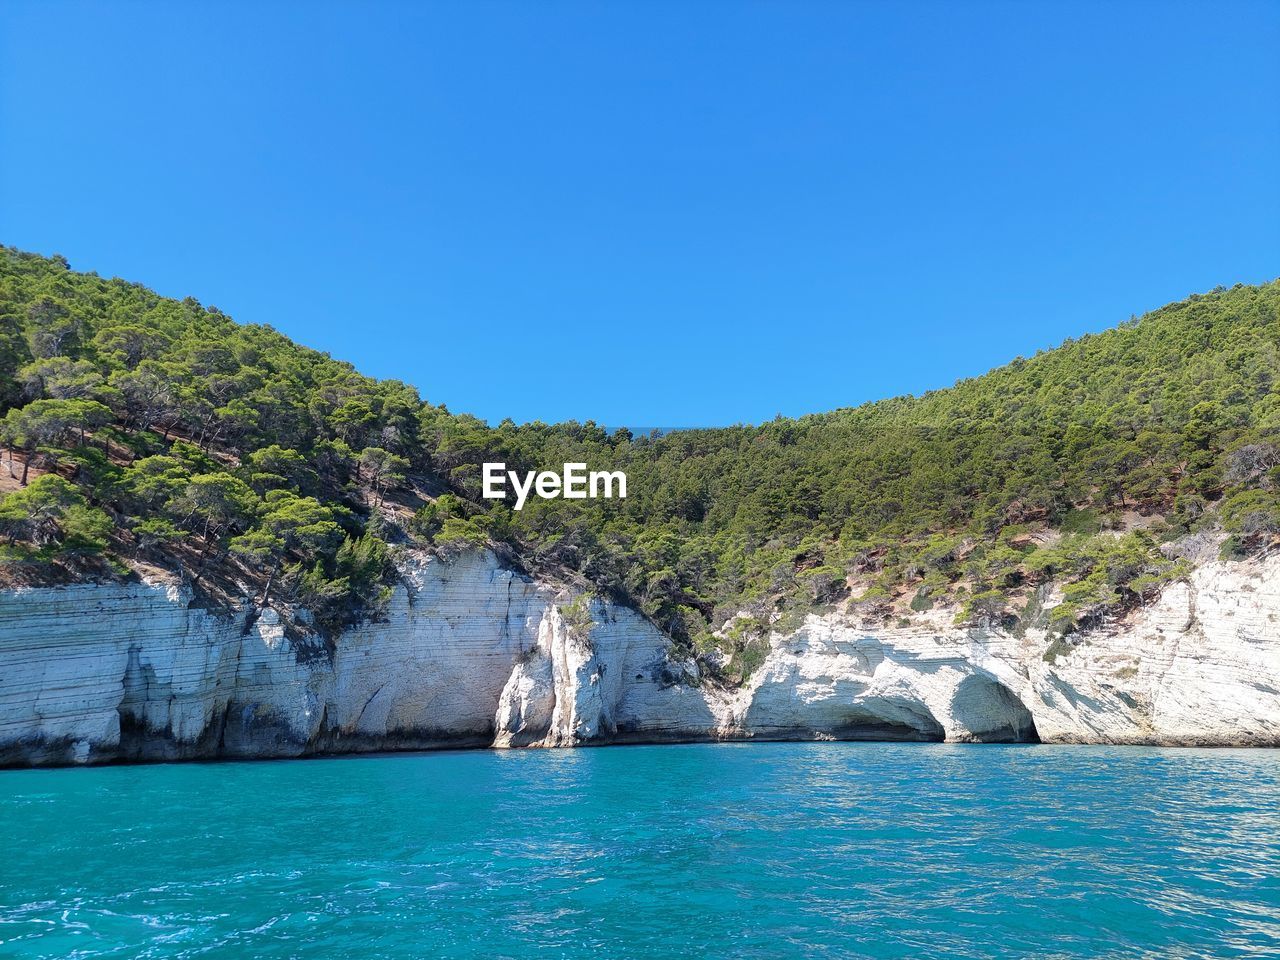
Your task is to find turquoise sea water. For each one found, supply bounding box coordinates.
[1,743,1278,959]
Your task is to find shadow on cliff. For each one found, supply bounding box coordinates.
[949,674,1040,743]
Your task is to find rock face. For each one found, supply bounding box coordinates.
[1,549,1276,766]
[723,551,1280,749]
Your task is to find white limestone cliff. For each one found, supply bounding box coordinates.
[0,548,1276,766]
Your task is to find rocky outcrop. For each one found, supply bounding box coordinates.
[0,551,722,765]
[725,553,1280,748]
[493,599,718,748]
[1,549,1276,766]
[1024,558,1280,746]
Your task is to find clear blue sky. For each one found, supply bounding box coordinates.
[2,1,1278,427]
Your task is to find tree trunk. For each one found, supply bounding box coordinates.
[194,537,211,584]
[260,563,279,607]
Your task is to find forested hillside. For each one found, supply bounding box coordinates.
[2,247,1277,674]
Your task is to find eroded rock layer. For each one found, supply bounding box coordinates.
[1,549,1276,766]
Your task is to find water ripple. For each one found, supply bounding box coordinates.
[1,744,1278,959]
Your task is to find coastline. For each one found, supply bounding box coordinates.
[4,547,1277,768]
